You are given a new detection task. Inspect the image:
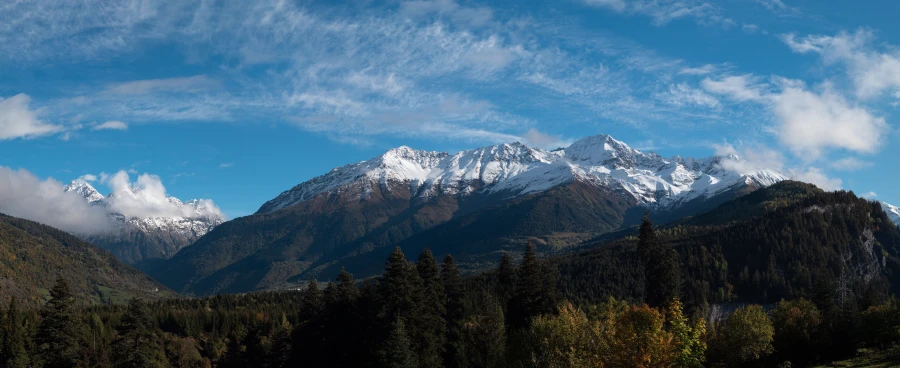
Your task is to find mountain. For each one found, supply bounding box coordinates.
[557,181,900,307]
[0,213,172,306]
[882,201,900,227]
[63,180,225,264]
[149,134,795,295]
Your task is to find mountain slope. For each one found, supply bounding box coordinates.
[0,213,172,305]
[883,201,900,227]
[63,180,225,264]
[557,181,900,307]
[149,134,794,295]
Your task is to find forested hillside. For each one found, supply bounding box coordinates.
[557,181,900,313]
[0,213,173,306]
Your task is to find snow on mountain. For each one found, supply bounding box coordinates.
[882,202,900,227]
[63,179,225,263]
[258,134,788,214]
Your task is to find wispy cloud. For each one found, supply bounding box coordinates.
[92,120,128,131]
[106,75,221,95]
[581,0,732,27]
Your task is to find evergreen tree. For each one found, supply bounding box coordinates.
[2,298,30,368]
[508,242,557,329]
[442,254,468,368]
[300,278,325,319]
[381,247,419,320]
[113,298,166,368]
[269,314,293,368]
[497,252,516,303]
[36,277,84,368]
[416,248,447,368]
[638,213,680,308]
[381,318,417,368]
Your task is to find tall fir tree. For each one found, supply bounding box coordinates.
[442,254,468,368]
[269,313,293,368]
[300,278,325,319]
[416,248,447,368]
[497,252,516,304]
[2,298,30,368]
[381,247,420,321]
[36,277,84,368]
[638,212,680,308]
[112,298,166,368]
[508,242,557,329]
[381,318,418,368]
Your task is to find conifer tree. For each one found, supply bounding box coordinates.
[508,242,556,329]
[269,314,293,368]
[381,318,418,368]
[2,298,30,368]
[497,252,516,303]
[381,247,419,320]
[37,277,84,368]
[442,254,467,368]
[416,248,447,368]
[113,298,166,368]
[638,213,680,308]
[301,278,325,319]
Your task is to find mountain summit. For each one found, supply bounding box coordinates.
[63,179,225,264]
[258,134,786,215]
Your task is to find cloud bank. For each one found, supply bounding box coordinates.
[98,171,225,220]
[0,94,63,140]
[0,167,112,234]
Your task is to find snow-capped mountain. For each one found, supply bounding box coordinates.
[883,202,900,227]
[63,180,225,264]
[259,134,786,214]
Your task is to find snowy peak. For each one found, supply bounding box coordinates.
[882,202,900,227]
[258,134,793,214]
[64,180,105,204]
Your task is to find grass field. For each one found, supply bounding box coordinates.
[814,348,900,368]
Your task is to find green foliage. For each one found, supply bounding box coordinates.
[711,305,775,366]
[381,318,418,368]
[770,298,823,365]
[112,298,166,368]
[638,213,681,308]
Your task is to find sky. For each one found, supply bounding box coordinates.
[0,0,898,219]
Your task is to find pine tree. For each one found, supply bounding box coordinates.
[269,314,293,368]
[638,213,680,308]
[381,318,418,368]
[442,254,468,368]
[416,248,447,368]
[2,298,30,368]
[497,252,516,303]
[113,298,166,368]
[508,242,556,329]
[37,277,84,368]
[300,278,325,319]
[381,247,419,320]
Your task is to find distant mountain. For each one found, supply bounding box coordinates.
[149,134,796,295]
[557,181,900,307]
[0,213,172,305]
[63,180,225,264]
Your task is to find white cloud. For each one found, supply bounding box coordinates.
[772,85,886,158]
[106,75,222,95]
[400,0,494,27]
[77,174,98,182]
[0,167,112,234]
[92,120,128,131]
[522,128,565,149]
[678,64,717,75]
[829,157,873,171]
[219,163,233,168]
[701,75,767,102]
[788,167,842,191]
[656,83,720,107]
[582,0,727,27]
[0,94,63,140]
[861,191,878,199]
[99,171,225,220]
[782,30,900,99]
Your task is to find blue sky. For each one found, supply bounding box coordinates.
[0,0,898,218]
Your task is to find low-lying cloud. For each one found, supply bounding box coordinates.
[98,171,225,220]
[0,167,112,234]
